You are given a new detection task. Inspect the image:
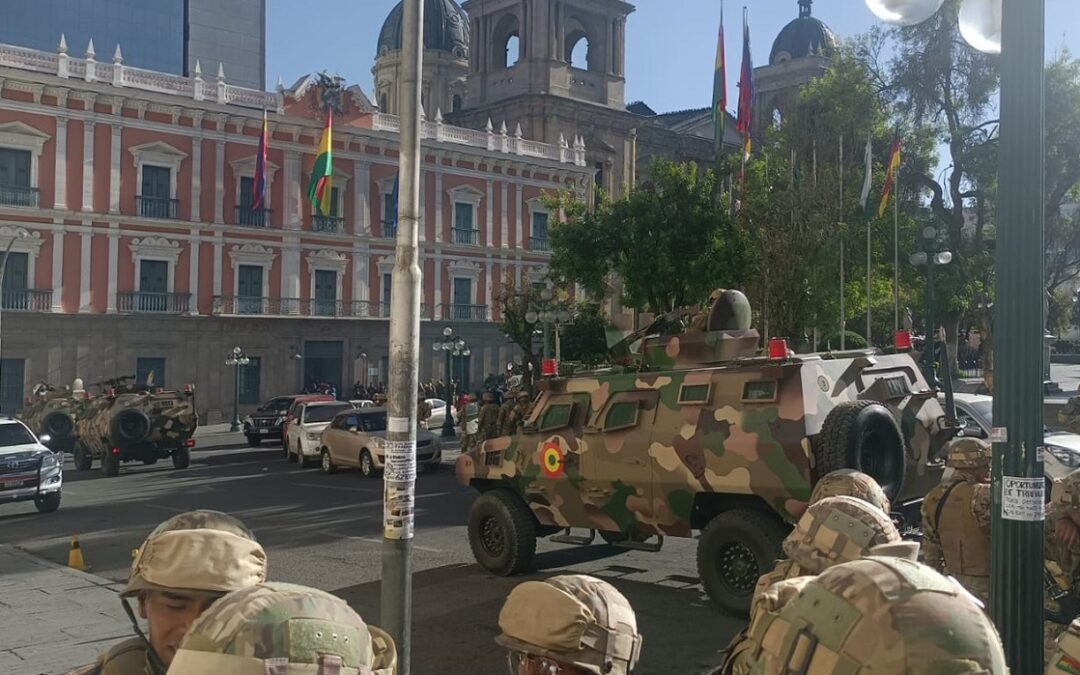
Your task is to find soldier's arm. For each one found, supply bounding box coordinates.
[920,501,944,571]
[971,483,992,530]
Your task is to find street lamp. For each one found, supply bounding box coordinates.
[524,284,572,370]
[867,0,1041,670]
[432,327,470,438]
[908,226,951,385]
[0,230,29,412]
[226,346,250,432]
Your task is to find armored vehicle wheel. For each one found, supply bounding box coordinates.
[42,411,74,439]
[246,435,261,447]
[34,492,61,513]
[73,443,92,471]
[112,409,151,443]
[697,509,787,617]
[467,490,537,576]
[101,449,121,477]
[816,401,906,500]
[172,447,191,469]
[321,448,336,475]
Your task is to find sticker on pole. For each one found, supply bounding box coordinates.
[387,416,410,433]
[383,440,416,482]
[1000,476,1045,522]
[383,483,414,539]
[989,427,1008,443]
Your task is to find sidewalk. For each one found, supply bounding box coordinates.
[0,545,133,675]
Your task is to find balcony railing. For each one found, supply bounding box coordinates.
[531,236,550,252]
[380,221,397,238]
[442,303,488,321]
[0,289,52,311]
[212,297,434,320]
[452,228,478,245]
[236,206,273,228]
[137,195,179,219]
[313,215,345,233]
[0,184,39,208]
[118,291,190,314]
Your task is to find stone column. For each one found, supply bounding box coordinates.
[284,151,301,229]
[282,233,301,299]
[106,223,118,312]
[434,171,444,243]
[50,221,64,312]
[484,256,493,309]
[81,120,94,212]
[79,227,92,311]
[188,237,200,315]
[515,185,524,249]
[485,179,493,246]
[353,158,369,235]
[212,232,223,297]
[54,118,67,210]
[433,255,442,319]
[109,125,121,213]
[214,139,225,223]
[190,138,202,223]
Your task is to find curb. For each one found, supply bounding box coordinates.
[2,544,122,589]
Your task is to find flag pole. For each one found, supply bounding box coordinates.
[839,134,845,350]
[867,213,872,344]
[894,166,900,334]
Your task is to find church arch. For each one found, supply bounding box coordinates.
[492,13,522,69]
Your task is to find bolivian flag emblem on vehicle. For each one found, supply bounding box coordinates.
[540,442,564,478]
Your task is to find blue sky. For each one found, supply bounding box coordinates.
[266,0,1079,115]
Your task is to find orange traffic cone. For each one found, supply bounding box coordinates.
[68,535,86,571]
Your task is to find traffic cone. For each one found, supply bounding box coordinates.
[67,535,86,571]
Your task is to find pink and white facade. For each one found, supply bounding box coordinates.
[0,39,590,418]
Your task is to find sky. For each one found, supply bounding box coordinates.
[266,0,1080,116]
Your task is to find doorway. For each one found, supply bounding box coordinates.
[303,341,343,398]
[0,358,24,414]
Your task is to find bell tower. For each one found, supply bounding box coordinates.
[461,0,634,110]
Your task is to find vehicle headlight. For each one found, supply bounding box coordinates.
[275,417,286,425]
[370,437,385,449]
[306,432,320,441]
[40,452,61,470]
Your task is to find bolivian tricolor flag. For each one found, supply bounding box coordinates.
[308,111,333,216]
[878,134,901,218]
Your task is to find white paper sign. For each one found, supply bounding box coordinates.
[1001,476,1045,522]
[383,440,417,482]
[989,427,1008,443]
[383,482,415,539]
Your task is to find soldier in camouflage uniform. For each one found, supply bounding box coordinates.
[496,388,518,437]
[921,437,992,607]
[719,496,902,675]
[807,468,891,514]
[1046,470,1080,661]
[1048,618,1080,674]
[496,574,641,675]
[476,391,501,445]
[744,556,1007,673]
[67,510,267,675]
[168,582,396,674]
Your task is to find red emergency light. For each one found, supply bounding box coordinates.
[768,338,789,360]
[894,330,913,351]
[541,358,559,377]
[184,439,196,448]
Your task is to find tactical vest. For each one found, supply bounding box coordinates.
[67,637,154,675]
[938,481,991,576]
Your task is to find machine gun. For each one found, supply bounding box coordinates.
[1045,562,1080,625]
[892,497,925,543]
[89,375,136,393]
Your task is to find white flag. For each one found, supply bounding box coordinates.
[859,133,873,214]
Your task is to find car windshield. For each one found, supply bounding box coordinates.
[261,399,290,412]
[963,399,993,426]
[359,411,388,432]
[0,424,36,447]
[305,404,350,423]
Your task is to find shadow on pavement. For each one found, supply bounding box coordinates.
[333,563,738,675]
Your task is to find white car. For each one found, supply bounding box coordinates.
[0,417,63,513]
[426,398,447,429]
[349,399,375,408]
[284,401,352,467]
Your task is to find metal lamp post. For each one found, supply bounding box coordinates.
[867,0,1045,669]
[525,285,571,371]
[226,346,250,432]
[909,226,951,386]
[432,327,470,438]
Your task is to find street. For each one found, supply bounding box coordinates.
[0,430,740,675]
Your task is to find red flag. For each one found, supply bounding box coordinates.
[735,10,755,160]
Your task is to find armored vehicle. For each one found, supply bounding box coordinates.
[19,382,86,453]
[72,378,198,476]
[457,290,957,616]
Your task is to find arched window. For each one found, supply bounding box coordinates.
[452,94,463,112]
[568,33,590,70]
[504,34,521,68]
[772,107,782,129]
[493,14,522,70]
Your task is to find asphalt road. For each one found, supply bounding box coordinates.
[0,431,742,674]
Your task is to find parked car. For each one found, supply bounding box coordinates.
[318,407,442,478]
[426,398,447,430]
[284,401,353,466]
[243,395,300,446]
[0,417,63,513]
[281,395,335,451]
[348,399,375,409]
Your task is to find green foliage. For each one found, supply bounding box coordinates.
[494,273,547,391]
[557,303,609,367]
[816,331,868,352]
[545,160,755,314]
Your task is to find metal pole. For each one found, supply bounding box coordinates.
[543,320,551,360]
[893,176,900,334]
[230,362,240,432]
[839,134,845,350]
[924,250,936,385]
[990,1,1045,671]
[867,220,872,345]
[441,347,455,438]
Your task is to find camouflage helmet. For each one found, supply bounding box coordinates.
[496,574,642,675]
[946,437,992,472]
[169,582,396,675]
[1048,618,1080,673]
[516,390,531,401]
[748,557,1007,674]
[1053,469,1080,511]
[781,496,901,575]
[122,510,267,598]
[809,469,891,514]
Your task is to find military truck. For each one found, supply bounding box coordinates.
[456,290,958,616]
[19,382,86,453]
[72,378,198,476]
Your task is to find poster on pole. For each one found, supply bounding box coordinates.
[382,439,417,539]
[1000,476,1044,522]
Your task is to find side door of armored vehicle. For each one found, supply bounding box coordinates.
[516,390,593,529]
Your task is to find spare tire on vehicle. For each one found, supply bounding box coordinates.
[41,411,75,439]
[815,400,907,500]
[112,409,151,443]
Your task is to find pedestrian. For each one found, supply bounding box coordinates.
[167,582,396,674]
[496,574,641,675]
[476,391,500,445]
[743,557,1006,674]
[67,510,267,675]
[1046,469,1080,660]
[921,437,992,607]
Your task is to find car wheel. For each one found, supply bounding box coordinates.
[172,447,191,469]
[467,490,537,576]
[246,435,261,447]
[285,439,297,463]
[815,401,907,500]
[321,448,336,475]
[34,492,61,513]
[284,439,292,461]
[73,442,92,471]
[359,450,378,478]
[697,509,788,617]
[101,449,121,477]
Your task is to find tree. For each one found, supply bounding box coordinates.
[1044,53,1080,303]
[557,302,609,367]
[494,272,545,392]
[545,160,755,314]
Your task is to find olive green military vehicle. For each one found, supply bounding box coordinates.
[72,378,198,476]
[19,382,86,453]
[456,290,958,616]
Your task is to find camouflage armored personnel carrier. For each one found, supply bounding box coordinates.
[19,382,86,453]
[72,377,198,477]
[456,290,958,616]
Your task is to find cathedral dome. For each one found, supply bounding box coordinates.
[377,0,470,59]
[769,0,838,65]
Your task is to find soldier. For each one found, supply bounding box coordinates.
[920,437,992,606]
[1046,469,1080,661]
[507,390,532,432]
[417,394,432,425]
[168,582,396,674]
[719,496,902,675]
[745,556,1007,674]
[476,391,501,444]
[68,510,267,675]
[808,468,891,514]
[373,392,388,407]
[496,388,518,437]
[496,574,641,675]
